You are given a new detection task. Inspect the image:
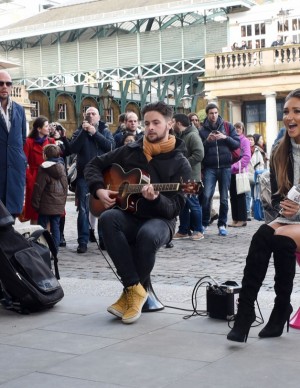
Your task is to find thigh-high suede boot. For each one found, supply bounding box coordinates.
[227,224,275,342]
[259,235,296,338]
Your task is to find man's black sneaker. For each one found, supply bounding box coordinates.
[59,234,66,247]
[77,244,87,253]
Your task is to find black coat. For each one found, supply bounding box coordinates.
[200,116,240,169]
[84,137,192,235]
[69,121,115,178]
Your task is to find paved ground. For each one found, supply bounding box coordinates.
[57,196,300,299]
[0,195,299,387]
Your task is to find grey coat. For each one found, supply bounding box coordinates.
[176,125,204,181]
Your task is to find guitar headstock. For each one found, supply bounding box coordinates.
[180,181,203,195]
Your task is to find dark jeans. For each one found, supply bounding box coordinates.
[75,177,89,246]
[38,214,60,252]
[178,195,203,234]
[229,174,247,222]
[202,167,231,227]
[100,209,170,288]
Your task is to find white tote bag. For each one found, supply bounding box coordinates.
[236,163,250,195]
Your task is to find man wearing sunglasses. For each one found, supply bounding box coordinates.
[0,70,27,218]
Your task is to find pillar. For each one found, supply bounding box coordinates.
[262,91,277,154]
[229,100,242,125]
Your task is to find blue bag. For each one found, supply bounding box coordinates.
[253,198,264,221]
[253,170,267,221]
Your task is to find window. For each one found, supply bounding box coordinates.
[83,105,91,114]
[104,108,113,124]
[30,101,40,118]
[57,103,67,121]
[240,22,266,50]
[278,20,289,33]
[82,105,91,119]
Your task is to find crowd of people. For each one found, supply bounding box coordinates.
[1,68,300,338]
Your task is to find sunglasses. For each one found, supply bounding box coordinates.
[0,81,13,87]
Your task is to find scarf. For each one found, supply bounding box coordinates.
[143,135,176,162]
[34,135,48,145]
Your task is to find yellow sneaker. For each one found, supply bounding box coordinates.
[107,291,127,318]
[122,283,148,324]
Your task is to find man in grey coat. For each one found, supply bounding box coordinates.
[0,70,27,217]
[172,113,204,240]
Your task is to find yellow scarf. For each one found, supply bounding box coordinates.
[143,135,176,162]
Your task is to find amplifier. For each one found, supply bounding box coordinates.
[206,281,241,320]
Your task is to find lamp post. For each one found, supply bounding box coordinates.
[277,8,291,33]
[180,85,192,112]
[99,87,113,122]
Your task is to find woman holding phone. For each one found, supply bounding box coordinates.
[227,88,300,343]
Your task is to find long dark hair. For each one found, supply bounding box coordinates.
[271,88,300,195]
[28,116,49,138]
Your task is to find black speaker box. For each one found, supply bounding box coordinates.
[206,281,241,320]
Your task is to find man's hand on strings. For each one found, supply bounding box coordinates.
[142,184,159,201]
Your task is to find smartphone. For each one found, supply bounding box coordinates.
[211,130,219,134]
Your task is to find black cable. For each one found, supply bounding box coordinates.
[227,299,264,329]
[85,194,122,285]
[164,275,219,320]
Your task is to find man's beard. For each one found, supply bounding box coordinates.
[145,126,169,143]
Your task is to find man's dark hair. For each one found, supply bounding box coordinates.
[118,113,126,123]
[142,101,173,120]
[205,103,219,114]
[173,113,190,127]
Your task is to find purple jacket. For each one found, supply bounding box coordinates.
[231,134,251,174]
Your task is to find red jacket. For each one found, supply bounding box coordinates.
[23,137,55,220]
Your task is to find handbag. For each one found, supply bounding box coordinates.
[254,198,264,221]
[236,163,250,195]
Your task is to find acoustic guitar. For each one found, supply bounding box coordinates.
[89,163,202,217]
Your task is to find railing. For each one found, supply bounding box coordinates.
[205,44,300,78]
[216,50,263,69]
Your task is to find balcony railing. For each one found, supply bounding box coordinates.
[205,44,300,78]
[11,85,31,104]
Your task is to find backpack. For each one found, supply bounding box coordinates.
[224,121,242,163]
[0,209,64,314]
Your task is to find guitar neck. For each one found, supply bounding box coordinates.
[126,183,180,194]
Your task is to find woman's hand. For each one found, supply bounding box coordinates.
[279,198,300,217]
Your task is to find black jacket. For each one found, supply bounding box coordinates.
[84,137,192,235]
[69,121,115,178]
[200,116,240,169]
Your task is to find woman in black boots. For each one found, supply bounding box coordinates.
[227,88,300,342]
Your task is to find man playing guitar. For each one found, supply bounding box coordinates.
[84,101,192,324]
